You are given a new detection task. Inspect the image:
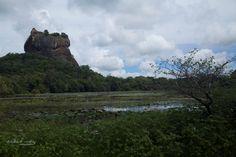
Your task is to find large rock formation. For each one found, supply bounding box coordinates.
[24,28,78,65]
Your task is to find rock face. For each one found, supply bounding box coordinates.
[24,28,78,65]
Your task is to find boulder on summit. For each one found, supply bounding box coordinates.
[24,28,78,66]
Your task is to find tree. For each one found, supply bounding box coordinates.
[152,49,235,115]
[44,29,49,35]
[0,76,14,95]
[51,32,60,37]
[61,32,68,38]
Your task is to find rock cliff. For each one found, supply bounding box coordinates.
[24,28,78,65]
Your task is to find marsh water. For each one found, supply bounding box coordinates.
[0,92,189,122]
[103,102,183,112]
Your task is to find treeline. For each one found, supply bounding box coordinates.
[0,53,177,95]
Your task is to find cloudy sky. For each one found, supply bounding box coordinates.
[0,0,235,77]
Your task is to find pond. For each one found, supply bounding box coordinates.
[103,102,183,112]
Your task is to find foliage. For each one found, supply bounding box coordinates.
[61,32,68,38]
[0,53,176,96]
[212,72,236,124]
[0,76,14,95]
[50,32,69,38]
[0,110,235,157]
[50,32,60,37]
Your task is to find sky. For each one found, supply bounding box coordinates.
[0,0,235,77]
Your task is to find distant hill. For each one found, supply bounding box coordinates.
[0,53,104,94]
[0,29,179,95]
[1,52,235,95]
[0,53,172,95]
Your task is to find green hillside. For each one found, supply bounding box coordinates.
[0,53,174,95]
[0,53,103,94]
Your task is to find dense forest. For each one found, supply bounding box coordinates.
[0,53,177,95]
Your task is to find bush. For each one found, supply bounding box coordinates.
[51,33,60,37]
[61,32,68,38]
[0,111,235,157]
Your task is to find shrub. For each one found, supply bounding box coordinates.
[61,32,68,38]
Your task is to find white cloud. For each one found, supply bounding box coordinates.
[109,69,141,78]
[91,68,141,78]
[0,0,235,77]
[204,23,236,46]
[138,35,175,55]
[68,0,119,12]
[139,60,156,77]
[80,47,124,73]
[194,49,228,64]
[123,34,181,66]
[14,9,61,37]
[31,10,58,31]
[88,33,113,47]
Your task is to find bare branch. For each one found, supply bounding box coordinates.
[152,49,234,115]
